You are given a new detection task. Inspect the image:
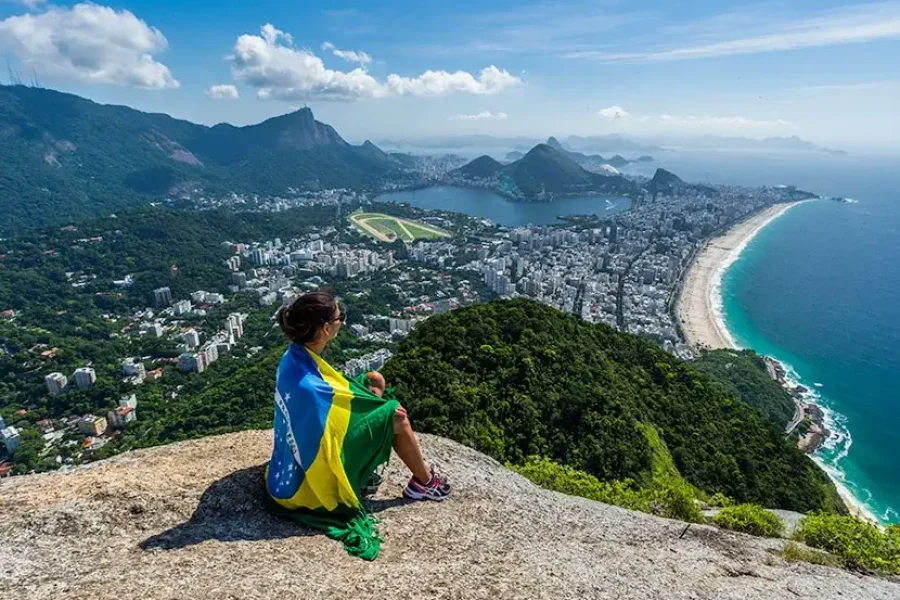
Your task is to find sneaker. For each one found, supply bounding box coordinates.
[402,466,451,501]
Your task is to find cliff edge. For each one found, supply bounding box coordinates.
[1,431,896,600]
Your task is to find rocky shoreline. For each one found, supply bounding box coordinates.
[764,357,830,454]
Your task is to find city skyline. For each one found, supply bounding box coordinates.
[1,0,898,151]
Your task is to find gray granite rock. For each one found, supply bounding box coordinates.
[1,431,897,600]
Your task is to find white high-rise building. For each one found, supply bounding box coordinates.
[45,372,68,395]
[389,318,413,333]
[153,287,173,307]
[172,300,192,316]
[73,367,97,388]
[227,313,244,339]
[181,329,201,348]
[251,248,267,265]
[1,426,21,454]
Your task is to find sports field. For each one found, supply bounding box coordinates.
[349,212,451,243]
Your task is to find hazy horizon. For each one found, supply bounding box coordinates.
[1,1,899,152]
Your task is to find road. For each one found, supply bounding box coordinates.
[785,400,805,434]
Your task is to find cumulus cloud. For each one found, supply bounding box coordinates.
[206,84,240,100]
[0,3,178,89]
[598,105,630,118]
[451,111,509,121]
[384,66,520,96]
[229,24,521,101]
[321,41,372,65]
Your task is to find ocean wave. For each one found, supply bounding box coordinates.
[760,357,884,523]
[714,209,889,524]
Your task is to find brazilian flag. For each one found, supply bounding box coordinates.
[266,344,399,560]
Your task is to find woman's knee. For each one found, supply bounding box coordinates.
[366,371,386,397]
[393,406,411,433]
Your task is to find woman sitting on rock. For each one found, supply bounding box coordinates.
[266,290,449,559]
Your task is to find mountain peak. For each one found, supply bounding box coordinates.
[526,142,559,156]
[452,154,504,178]
[0,85,398,232]
[546,136,564,150]
[254,108,348,150]
[651,168,683,185]
[1,430,893,599]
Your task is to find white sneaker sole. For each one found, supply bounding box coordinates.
[403,487,450,501]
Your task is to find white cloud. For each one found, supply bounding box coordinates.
[261,23,292,46]
[228,24,521,101]
[206,84,239,100]
[451,111,509,121]
[598,105,630,118]
[321,41,372,65]
[566,3,900,62]
[0,3,178,89]
[385,66,520,96]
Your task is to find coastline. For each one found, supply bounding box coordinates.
[676,201,807,351]
[676,200,880,523]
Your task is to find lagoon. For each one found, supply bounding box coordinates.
[374,186,631,227]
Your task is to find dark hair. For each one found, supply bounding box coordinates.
[277,290,337,344]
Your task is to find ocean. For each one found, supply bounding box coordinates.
[384,151,900,522]
[679,152,900,524]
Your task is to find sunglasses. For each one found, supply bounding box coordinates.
[329,307,347,323]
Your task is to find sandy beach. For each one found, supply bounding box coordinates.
[676,202,807,350]
[676,199,882,522]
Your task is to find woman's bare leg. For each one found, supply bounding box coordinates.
[393,407,431,483]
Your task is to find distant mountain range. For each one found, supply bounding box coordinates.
[544,136,653,169]
[451,143,636,199]
[0,85,402,234]
[379,134,845,156]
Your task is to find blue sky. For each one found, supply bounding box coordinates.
[1,0,899,150]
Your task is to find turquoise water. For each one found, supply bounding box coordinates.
[381,155,900,522]
[375,186,631,226]
[719,164,900,523]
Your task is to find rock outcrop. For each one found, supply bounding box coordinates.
[1,431,897,600]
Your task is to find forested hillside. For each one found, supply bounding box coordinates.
[382,299,844,513]
[693,349,796,426]
[0,85,399,234]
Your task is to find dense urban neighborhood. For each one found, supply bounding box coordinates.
[0,167,814,476]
